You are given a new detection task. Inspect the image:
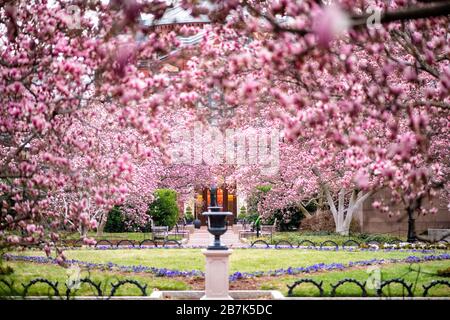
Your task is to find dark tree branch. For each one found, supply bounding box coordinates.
[243,1,450,36]
[350,1,450,27]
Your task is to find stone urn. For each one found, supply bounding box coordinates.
[193,219,201,229]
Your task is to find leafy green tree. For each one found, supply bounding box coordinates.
[104,206,125,233]
[148,189,179,229]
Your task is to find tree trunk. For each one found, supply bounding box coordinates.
[354,201,364,232]
[79,225,87,238]
[96,211,108,237]
[324,188,372,235]
[406,206,417,242]
[316,188,325,215]
[298,202,312,218]
[336,189,345,233]
[406,197,423,242]
[311,167,372,236]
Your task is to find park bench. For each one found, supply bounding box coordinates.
[149,218,190,242]
[148,218,169,241]
[239,218,277,242]
[152,226,169,241]
[168,220,190,240]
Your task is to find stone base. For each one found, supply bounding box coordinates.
[202,249,233,300]
[149,290,285,300]
[200,294,233,300]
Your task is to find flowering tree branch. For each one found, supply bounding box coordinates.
[350,1,450,27]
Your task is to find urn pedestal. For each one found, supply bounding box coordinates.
[201,249,233,300]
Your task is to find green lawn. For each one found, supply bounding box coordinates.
[2,248,449,297]
[1,259,449,297]
[259,261,450,297]
[0,261,189,297]
[11,248,436,273]
[65,232,183,242]
[62,231,403,245]
[251,231,404,245]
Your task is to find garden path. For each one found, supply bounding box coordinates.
[187,226,244,248]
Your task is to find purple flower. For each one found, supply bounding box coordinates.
[4,252,449,282]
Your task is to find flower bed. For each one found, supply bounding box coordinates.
[5,253,450,282]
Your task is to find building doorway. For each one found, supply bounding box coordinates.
[194,186,237,226]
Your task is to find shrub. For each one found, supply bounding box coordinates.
[238,206,247,220]
[268,205,305,231]
[0,264,13,275]
[104,206,125,232]
[246,212,260,224]
[358,233,401,243]
[300,212,336,232]
[148,189,179,229]
[437,267,450,277]
[300,211,360,233]
[185,206,194,223]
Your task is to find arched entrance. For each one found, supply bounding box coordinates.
[194,186,237,226]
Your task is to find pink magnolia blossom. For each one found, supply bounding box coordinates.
[312,5,350,48]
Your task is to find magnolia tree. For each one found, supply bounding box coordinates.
[178,0,449,240]
[0,0,184,259]
[230,127,376,235]
[171,21,383,235]
[1,0,449,264]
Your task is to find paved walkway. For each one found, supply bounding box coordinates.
[187,226,244,248]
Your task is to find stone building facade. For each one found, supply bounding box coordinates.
[354,190,450,237]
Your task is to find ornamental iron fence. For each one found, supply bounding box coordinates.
[287,278,449,298]
[0,277,447,299]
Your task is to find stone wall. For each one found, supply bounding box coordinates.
[357,189,450,237]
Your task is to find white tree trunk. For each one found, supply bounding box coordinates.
[337,189,345,233]
[79,195,91,238]
[96,211,108,237]
[312,167,372,235]
[323,187,372,235]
